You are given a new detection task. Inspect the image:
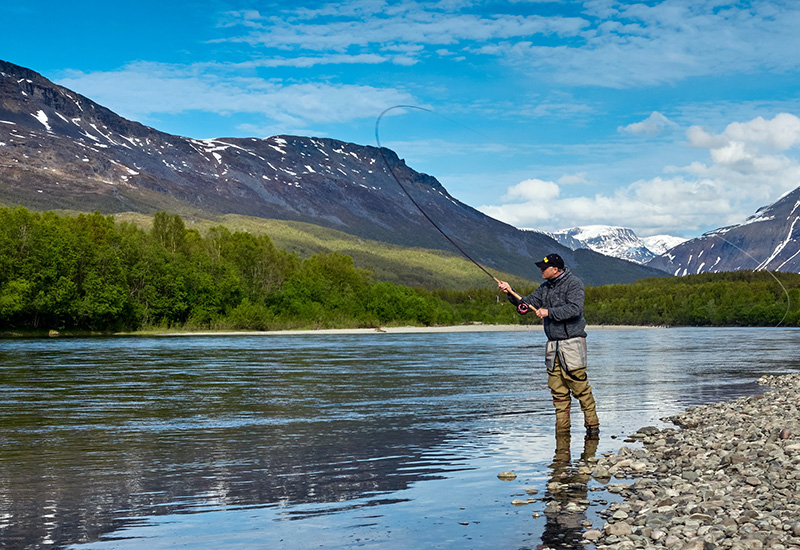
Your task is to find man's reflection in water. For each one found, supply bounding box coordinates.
[538,431,599,550]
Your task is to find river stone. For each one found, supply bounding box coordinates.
[497,471,516,481]
[581,373,800,550]
[681,470,699,482]
[604,521,633,536]
[582,529,602,541]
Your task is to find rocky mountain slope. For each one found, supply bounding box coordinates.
[648,186,800,275]
[0,59,666,286]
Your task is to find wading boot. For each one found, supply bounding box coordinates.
[555,409,571,433]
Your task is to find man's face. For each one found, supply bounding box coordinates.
[540,265,559,279]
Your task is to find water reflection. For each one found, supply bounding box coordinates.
[0,328,798,549]
[539,433,598,550]
[0,333,530,549]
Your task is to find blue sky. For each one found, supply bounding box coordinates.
[3,0,800,238]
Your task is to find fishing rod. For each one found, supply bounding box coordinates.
[374,105,536,314]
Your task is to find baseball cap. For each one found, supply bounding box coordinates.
[535,253,565,270]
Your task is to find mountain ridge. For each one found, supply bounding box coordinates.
[647,186,800,275]
[0,59,666,287]
[539,225,687,266]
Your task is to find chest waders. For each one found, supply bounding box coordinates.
[546,337,599,434]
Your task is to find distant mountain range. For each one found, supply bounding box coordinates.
[0,59,665,287]
[648,186,800,275]
[546,193,800,275]
[541,225,687,265]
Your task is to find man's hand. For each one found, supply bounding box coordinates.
[536,308,549,319]
[497,280,512,294]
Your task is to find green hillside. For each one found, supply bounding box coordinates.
[112,211,535,291]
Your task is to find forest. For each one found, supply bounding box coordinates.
[1,207,799,334]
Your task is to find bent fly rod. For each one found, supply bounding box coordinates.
[374,105,535,313]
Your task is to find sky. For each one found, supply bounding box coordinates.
[3,0,800,239]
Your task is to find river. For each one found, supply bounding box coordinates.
[1,327,798,549]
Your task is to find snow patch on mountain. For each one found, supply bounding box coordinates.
[641,234,688,256]
[539,225,686,265]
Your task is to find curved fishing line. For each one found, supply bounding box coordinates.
[374,105,500,284]
[714,234,791,327]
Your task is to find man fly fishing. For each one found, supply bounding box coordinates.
[497,254,600,438]
[375,108,601,437]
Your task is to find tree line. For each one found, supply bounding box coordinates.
[0,208,522,332]
[1,207,798,333]
[585,270,800,327]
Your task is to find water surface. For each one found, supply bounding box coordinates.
[1,327,798,549]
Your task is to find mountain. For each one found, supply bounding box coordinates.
[542,225,686,266]
[647,186,800,275]
[641,234,687,256]
[0,59,666,287]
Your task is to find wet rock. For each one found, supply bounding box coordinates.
[497,471,516,481]
[582,529,602,541]
[604,521,633,536]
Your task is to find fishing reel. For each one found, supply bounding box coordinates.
[517,302,531,315]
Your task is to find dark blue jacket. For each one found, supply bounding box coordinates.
[508,269,587,341]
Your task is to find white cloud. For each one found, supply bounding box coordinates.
[57,62,415,130]
[690,113,800,153]
[216,1,800,91]
[557,172,589,185]
[217,2,588,65]
[618,112,678,137]
[240,53,389,68]
[501,0,800,88]
[504,178,560,201]
[684,113,800,198]
[480,112,800,236]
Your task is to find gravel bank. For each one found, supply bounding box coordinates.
[583,373,800,550]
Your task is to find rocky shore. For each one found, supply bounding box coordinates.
[581,372,800,550]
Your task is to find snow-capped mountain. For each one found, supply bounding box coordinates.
[641,235,688,256]
[542,225,685,265]
[648,186,800,275]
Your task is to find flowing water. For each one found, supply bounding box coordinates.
[1,327,799,549]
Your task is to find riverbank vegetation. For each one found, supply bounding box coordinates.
[1,207,799,334]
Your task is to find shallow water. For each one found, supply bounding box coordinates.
[1,327,798,549]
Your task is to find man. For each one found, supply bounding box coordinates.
[497,254,600,436]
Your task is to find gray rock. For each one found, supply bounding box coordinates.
[604,521,633,536]
[584,373,800,550]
